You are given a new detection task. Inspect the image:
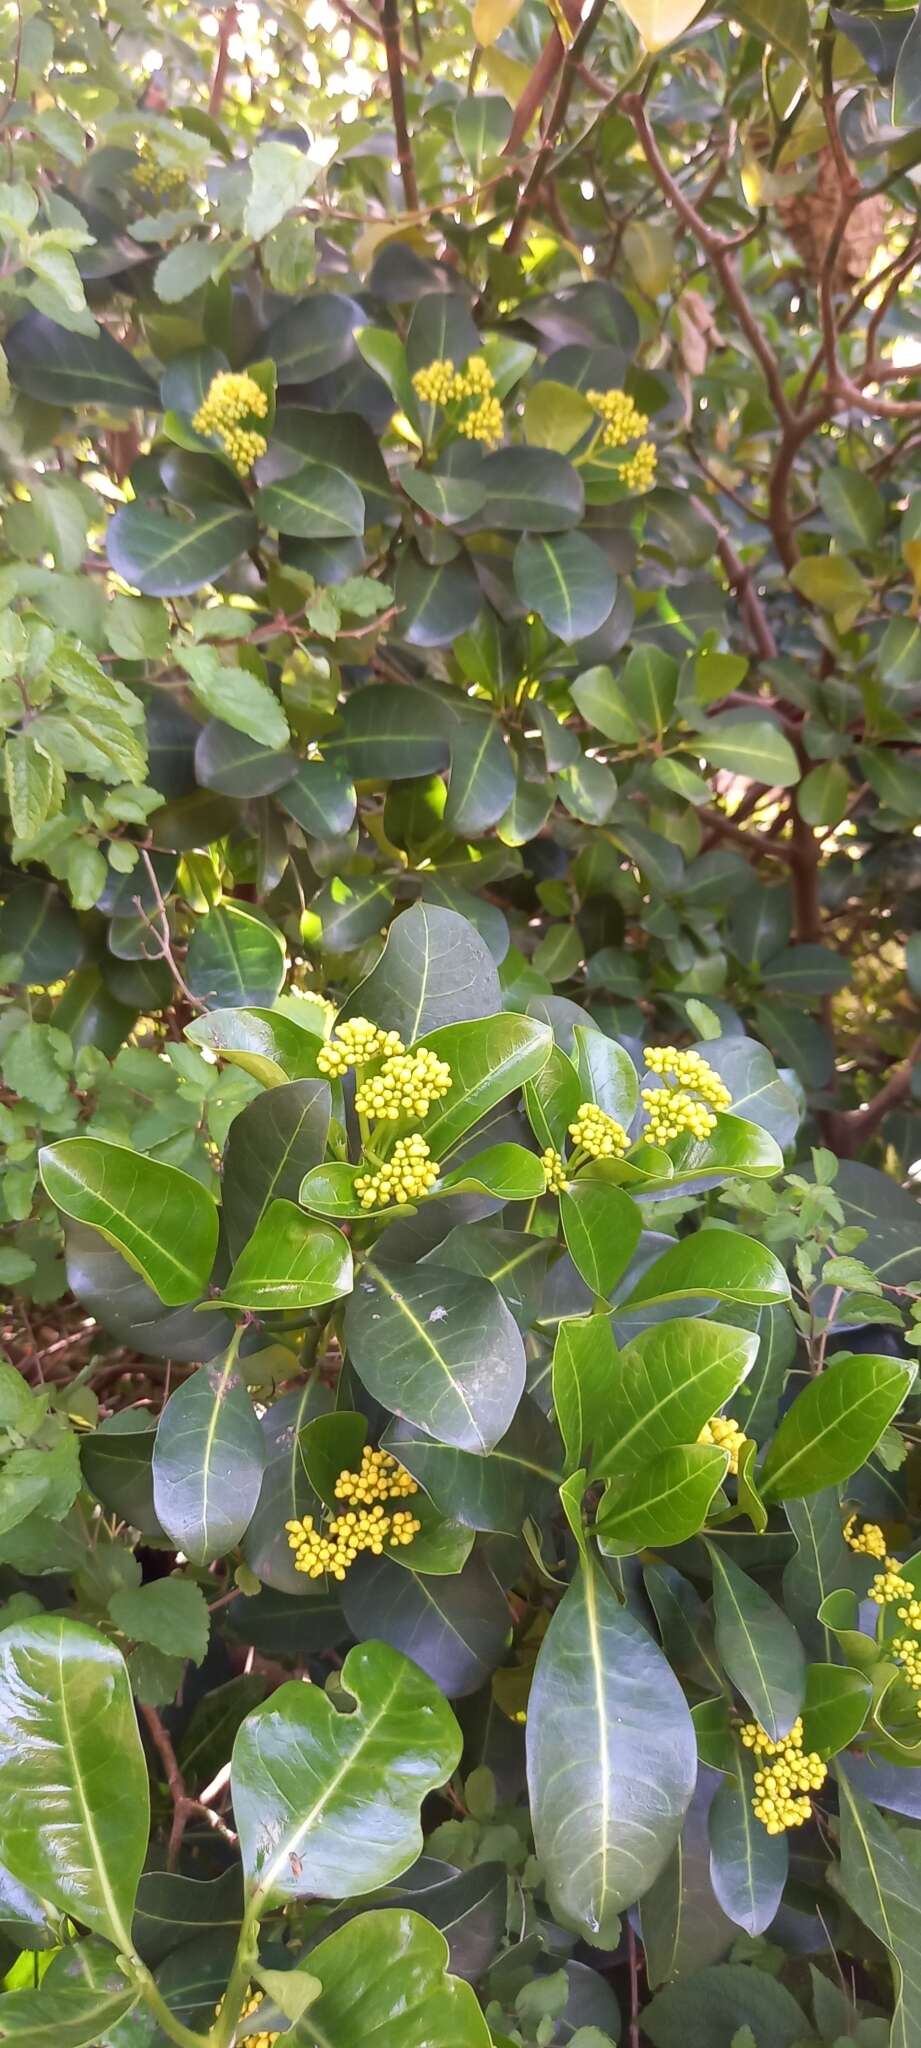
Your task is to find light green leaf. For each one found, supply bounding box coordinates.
[216,1201,352,1312]
[592,1319,757,1480]
[0,1617,148,1950]
[760,1352,914,1501]
[621,1231,790,1309]
[178,646,289,748]
[231,1641,461,1908]
[293,1908,491,2048]
[596,1445,728,1557]
[245,141,320,239]
[39,1138,218,1306]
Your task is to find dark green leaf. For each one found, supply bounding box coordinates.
[107,500,257,598]
[6,314,158,408]
[186,904,286,1008]
[621,1232,790,1309]
[152,1357,266,1565]
[345,1261,525,1453]
[342,902,501,1041]
[513,532,617,644]
[256,460,365,538]
[708,1543,806,1742]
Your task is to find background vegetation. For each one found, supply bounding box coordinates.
[4,0,921,2043]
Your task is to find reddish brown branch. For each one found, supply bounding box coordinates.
[380,0,418,211]
[141,1704,236,1869]
[505,0,608,254]
[504,0,581,158]
[208,5,237,119]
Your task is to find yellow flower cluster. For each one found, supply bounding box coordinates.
[844,1514,888,1560]
[354,1133,440,1209]
[133,139,187,200]
[620,441,657,491]
[645,1046,732,1106]
[642,1088,718,1145]
[191,370,269,476]
[317,1016,405,1077]
[354,1046,452,1122]
[541,1147,568,1193]
[287,1505,421,1580]
[458,395,504,446]
[739,1717,827,1836]
[698,1413,746,1475]
[334,1444,419,1507]
[641,1046,731,1147]
[893,1634,921,1715]
[287,1448,420,1580]
[412,358,459,406]
[586,388,649,448]
[411,354,504,446]
[568,1101,630,1160]
[214,1990,277,2048]
[868,1560,915,1609]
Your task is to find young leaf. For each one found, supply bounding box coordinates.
[759,1353,914,1502]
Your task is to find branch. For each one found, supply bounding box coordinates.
[208,4,237,119]
[698,806,795,865]
[505,0,608,254]
[623,95,793,430]
[135,849,205,1013]
[140,1704,237,1870]
[840,1029,921,1143]
[504,0,581,159]
[380,0,418,211]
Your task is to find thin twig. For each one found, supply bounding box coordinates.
[505,0,608,254]
[208,4,238,119]
[135,849,205,1013]
[140,1705,237,1870]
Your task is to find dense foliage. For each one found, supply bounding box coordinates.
[5,1,921,2044]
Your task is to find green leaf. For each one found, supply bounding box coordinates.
[400,468,487,525]
[342,902,501,1042]
[325,682,452,781]
[277,757,357,837]
[262,292,363,385]
[393,547,481,648]
[39,1138,218,1305]
[216,1201,352,1311]
[341,1548,509,1697]
[0,1983,140,2047]
[621,1230,790,1309]
[231,1640,461,1907]
[818,468,885,549]
[412,1013,552,1160]
[475,447,584,531]
[256,461,365,539]
[383,1399,560,1536]
[893,5,921,128]
[591,1318,757,1480]
[560,1175,642,1297]
[760,1353,914,1501]
[152,1357,267,1565]
[108,1577,210,1664]
[797,760,850,826]
[644,1965,814,2048]
[708,1751,787,1936]
[154,238,223,304]
[513,532,617,644]
[245,140,319,238]
[596,1445,728,1556]
[295,1909,491,2048]
[186,904,286,1009]
[5,313,159,408]
[185,1006,323,1088]
[453,93,512,169]
[440,1143,546,1201]
[552,1313,617,1476]
[222,1078,331,1256]
[698,719,800,788]
[107,501,257,599]
[243,1384,332,1595]
[708,1543,806,1741]
[0,1617,148,1950]
[836,1770,921,2048]
[789,553,870,622]
[801,1663,871,1759]
[345,1261,525,1453]
[527,1559,696,1941]
[522,380,595,454]
[445,716,515,836]
[178,646,289,748]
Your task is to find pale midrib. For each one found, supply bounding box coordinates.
[57,1636,133,1954]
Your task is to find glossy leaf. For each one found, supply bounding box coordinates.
[560,1175,642,1298]
[0,1617,148,1950]
[596,1445,728,1557]
[345,1261,526,1453]
[513,531,617,643]
[185,1005,324,1086]
[527,1560,696,1941]
[707,1758,787,1937]
[39,1139,218,1305]
[592,1319,757,1480]
[231,1640,461,1907]
[413,1014,553,1160]
[185,904,286,1009]
[341,902,501,1042]
[0,1983,141,2047]
[107,500,257,598]
[621,1231,790,1309]
[836,1770,921,2048]
[255,460,365,538]
[152,1357,266,1565]
[760,1352,914,1501]
[222,1078,331,1255]
[708,1543,806,1742]
[216,1201,352,1311]
[340,1550,510,1697]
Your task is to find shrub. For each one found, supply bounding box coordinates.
[3,3,921,2044]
